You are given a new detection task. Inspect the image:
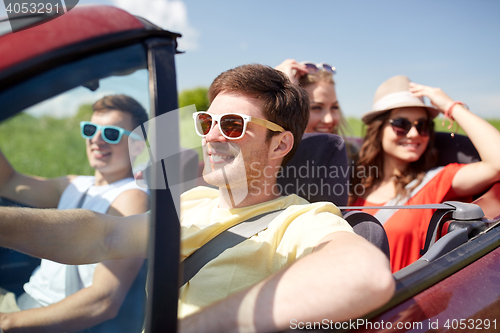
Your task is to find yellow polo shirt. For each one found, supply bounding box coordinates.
[178,186,353,318]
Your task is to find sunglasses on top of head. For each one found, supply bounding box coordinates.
[301,61,336,75]
[192,112,285,140]
[388,118,433,137]
[80,121,142,144]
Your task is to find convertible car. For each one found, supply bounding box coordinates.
[1,5,499,333]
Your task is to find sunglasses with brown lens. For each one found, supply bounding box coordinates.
[389,118,433,137]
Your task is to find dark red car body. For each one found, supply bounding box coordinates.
[350,184,500,333]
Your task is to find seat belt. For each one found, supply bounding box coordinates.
[339,166,445,224]
[181,209,285,286]
[371,166,444,224]
[66,190,89,297]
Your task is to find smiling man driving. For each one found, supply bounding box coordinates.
[0,65,394,333]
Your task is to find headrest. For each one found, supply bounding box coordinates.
[277,133,349,206]
[434,132,480,166]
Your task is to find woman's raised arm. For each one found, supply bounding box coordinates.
[410,82,500,197]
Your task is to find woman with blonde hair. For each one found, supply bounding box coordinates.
[275,59,357,159]
[350,75,500,272]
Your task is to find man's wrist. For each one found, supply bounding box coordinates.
[0,312,14,331]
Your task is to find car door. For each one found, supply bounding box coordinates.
[0,6,182,332]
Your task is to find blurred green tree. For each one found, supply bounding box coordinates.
[178,86,209,111]
[178,87,209,157]
[74,103,93,122]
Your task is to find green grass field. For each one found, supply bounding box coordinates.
[0,109,94,178]
[1,108,499,178]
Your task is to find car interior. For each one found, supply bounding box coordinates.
[0,12,184,329]
[2,7,500,331]
[0,47,151,333]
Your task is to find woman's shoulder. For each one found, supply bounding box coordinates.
[409,163,466,202]
[424,163,464,182]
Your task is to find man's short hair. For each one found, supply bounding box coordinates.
[208,64,310,166]
[92,95,148,129]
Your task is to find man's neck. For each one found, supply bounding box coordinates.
[217,181,281,209]
[94,169,134,187]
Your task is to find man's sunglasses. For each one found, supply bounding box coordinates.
[80,121,142,144]
[301,62,336,75]
[193,112,285,140]
[388,118,433,137]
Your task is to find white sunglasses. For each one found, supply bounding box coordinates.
[193,112,285,140]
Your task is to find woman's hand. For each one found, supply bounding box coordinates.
[409,82,500,198]
[409,82,455,113]
[275,59,309,85]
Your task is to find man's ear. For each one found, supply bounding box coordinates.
[269,131,294,163]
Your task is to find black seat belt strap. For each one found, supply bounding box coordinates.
[181,209,285,286]
[66,189,89,297]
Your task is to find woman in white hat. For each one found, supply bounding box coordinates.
[275,59,358,160]
[349,75,500,272]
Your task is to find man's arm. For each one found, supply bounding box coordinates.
[0,207,149,264]
[0,149,72,208]
[0,189,149,332]
[0,259,144,332]
[180,232,395,333]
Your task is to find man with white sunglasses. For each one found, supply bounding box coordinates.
[0,95,149,332]
[0,65,394,332]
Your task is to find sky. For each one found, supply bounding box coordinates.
[2,0,499,119]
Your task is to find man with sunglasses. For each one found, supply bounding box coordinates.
[0,95,149,332]
[0,65,394,332]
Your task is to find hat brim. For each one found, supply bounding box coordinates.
[361,103,440,124]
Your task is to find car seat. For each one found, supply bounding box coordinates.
[84,261,148,333]
[342,211,390,258]
[277,133,349,205]
[434,132,480,166]
[277,133,390,258]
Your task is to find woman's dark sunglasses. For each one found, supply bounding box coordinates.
[80,121,142,144]
[389,118,433,137]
